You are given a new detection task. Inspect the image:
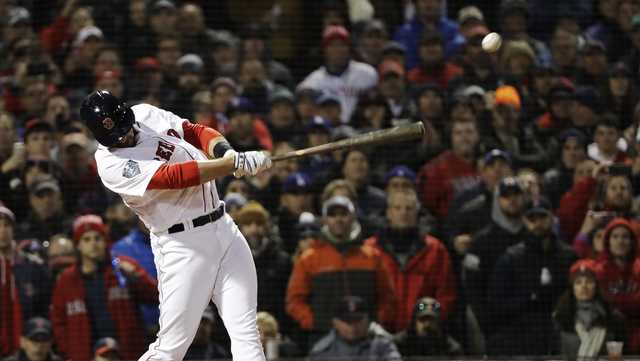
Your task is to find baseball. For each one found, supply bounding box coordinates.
[482,32,502,53]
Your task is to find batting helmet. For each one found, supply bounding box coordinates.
[80,90,134,147]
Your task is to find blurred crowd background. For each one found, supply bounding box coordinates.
[2,0,640,360]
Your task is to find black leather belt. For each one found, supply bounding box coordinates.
[167,204,225,234]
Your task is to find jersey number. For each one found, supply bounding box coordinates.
[154,140,175,161]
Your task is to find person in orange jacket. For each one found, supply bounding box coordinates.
[286,196,395,338]
[364,190,456,332]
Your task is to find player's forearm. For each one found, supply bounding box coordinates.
[196,157,236,183]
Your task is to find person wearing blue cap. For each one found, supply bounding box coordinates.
[3,317,63,361]
[277,172,315,254]
[384,165,417,194]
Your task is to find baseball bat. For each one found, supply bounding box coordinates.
[270,121,425,162]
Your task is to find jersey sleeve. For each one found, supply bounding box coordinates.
[96,150,164,197]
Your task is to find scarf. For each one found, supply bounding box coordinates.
[575,323,606,360]
[0,256,21,356]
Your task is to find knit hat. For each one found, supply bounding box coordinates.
[569,259,599,283]
[495,85,521,110]
[72,214,107,244]
[236,201,270,225]
[500,40,535,67]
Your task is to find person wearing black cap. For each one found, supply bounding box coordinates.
[355,19,389,66]
[464,177,526,335]
[169,53,205,118]
[309,296,400,360]
[487,198,576,355]
[148,0,177,37]
[535,80,576,139]
[267,87,304,145]
[2,317,63,361]
[570,87,602,137]
[17,176,70,243]
[394,297,462,357]
[576,41,609,89]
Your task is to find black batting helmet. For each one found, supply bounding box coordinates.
[80,90,134,147]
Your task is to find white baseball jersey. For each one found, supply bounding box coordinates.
[95,104,220,233]
[298,60,378,123]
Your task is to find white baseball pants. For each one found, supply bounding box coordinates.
[139,213,265,361]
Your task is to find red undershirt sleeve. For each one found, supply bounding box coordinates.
[181,121,222,155]
[148,161,200,189]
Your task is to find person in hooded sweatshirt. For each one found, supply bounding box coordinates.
[463,176,527,335]
[394,297,461,357]
[595,218,640,353]
[553,259,626,361]
[487,198,576,356]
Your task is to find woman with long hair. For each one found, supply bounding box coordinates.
[553,259,626,361]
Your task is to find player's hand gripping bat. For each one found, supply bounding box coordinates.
[270,122,425,162]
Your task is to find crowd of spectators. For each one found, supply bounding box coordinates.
[3,0,640,360]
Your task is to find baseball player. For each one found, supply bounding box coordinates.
[80,90,271,361]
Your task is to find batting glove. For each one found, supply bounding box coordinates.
[228,150,272,177]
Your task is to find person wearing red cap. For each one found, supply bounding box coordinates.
[50,214,158,361]
[594,218,640,353]
[299,25,378,123]
[553,259,626,361]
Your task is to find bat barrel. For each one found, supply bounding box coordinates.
[270,122,425,162]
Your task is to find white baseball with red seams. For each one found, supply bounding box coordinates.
[95,104,265,361]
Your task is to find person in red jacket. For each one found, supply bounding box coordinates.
[558,162,636,241]
[595,218,640,353]
[50,215,158,361]
[365,189,456,332]
[417,117,480,221]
